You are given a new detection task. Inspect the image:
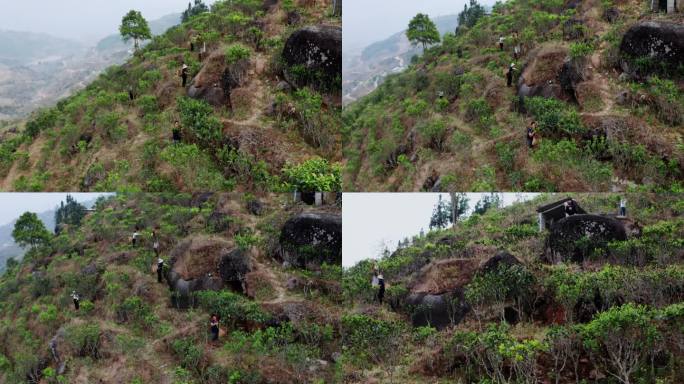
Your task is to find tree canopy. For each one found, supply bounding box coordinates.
[55,195,87,234]
[430,193,469,230]
[181,0,210,23]
[407,13,440,50]
[119,10,152,50]
[473,193,501,215]
[12,212,51,250]
[457,0,486,32]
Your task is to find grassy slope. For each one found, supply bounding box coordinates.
[343,0,684,192]
[0,193,343,383]
[340,193,684,383]
[0,0,341,192]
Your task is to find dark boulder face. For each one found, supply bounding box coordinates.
[544,214,628,263]
[282,25,342,91]
[405,291,469,329]
[279,213,342,268]
[218,248,252,291]
[479,251,521,274]
[619,22,684,78]
[247,199,263,216]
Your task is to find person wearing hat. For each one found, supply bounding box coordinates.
[526,121,537,148]
[377,274,386,304]
[506,63,515,87]
[179,63,189,87]
[157,258,165,283]
[210,314,220,341]
[71,291,80,310]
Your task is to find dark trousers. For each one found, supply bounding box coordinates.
[499,42,503,50]
[211,326,219,341]
[132,238,136,247]
[73,299,79,310]
[157,268,163,283]
[507,74,512,87]
[620,207,626,216]
[182,75,187,87]
[378,286,385,304]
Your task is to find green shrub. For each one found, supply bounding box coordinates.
[225,43,251,64]
[463,97,493,130]
[417,117,448,151]
[65,323,102,359]
[25,109,59,138]
[137,95,159,115]
[196,290,271,329]
[404,98,428,117]
[116,296,158,329]
[569,42,594,58]
[177,96,222,149]
[280,158,341,192]
[525,97,585,137]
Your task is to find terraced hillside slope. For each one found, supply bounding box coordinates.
[0,0,342,192]
[0,193,343,383]
[341,193,684,383]
[343,0,683,192]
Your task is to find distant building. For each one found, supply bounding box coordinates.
[536,198,587,231]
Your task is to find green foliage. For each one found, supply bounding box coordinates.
[569,42,594,59]
[407,13,440,50]
[417,117,448,152]
[525,97,585,137]
[12,212,51,249]
[281,158,341,192]
[465,262,535,322]
[579,303,659,383]
[171,337,204,375]
[137,95,159,115]
[457,0,486,30]
[182,0,209,22]
[119,10,152,50]
[55,194,87,233]
[196,290,270,329]
[404,98,428,117]
[463,97,493,131]
[225,43,251,64]
[25,109,59,138]
[341,314,405,368]
[65,323,102,359]
[177,97,222,149]
[116,296,158,330]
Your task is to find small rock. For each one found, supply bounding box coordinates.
[615,90,629,105]
[276,81,292,92]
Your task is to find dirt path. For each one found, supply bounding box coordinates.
[222,53,269,127]
[252,257,291,304]
[581,52,616,117]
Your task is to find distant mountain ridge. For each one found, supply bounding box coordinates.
[343,14,459,105]
[0,13,181,121]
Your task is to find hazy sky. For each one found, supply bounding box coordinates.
[342,193,540,267]
[0,193,111,227]
[343,0,497,53]
[0,0,218,44]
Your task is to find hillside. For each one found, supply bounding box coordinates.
[0,192,343,383]
[343,15,459,105]
[0,15,181,121]
[340,192,684,383]
[0,0,342,193]
[343,0,684,192]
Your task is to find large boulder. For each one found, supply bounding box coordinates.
[405,291,469,329]
[543,214,628,263]
[479,251,521,274]
[279,212,342,269]
[187,52,229,107]
[517,46,569,102]
[619,22,684,78]
[282,25,341,91]
[218,248,252,291]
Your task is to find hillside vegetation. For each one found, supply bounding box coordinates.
[0,0,341,192]
[343,0,684,192]
[0,193,343,383]
[341,193,684,383]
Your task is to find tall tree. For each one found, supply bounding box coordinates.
[430,194,452,230]
[449,192,469,231]
[119,10,152,50]
[456,0,486,32]
[182,0,210,22]
[55,194,87,234]
[473,193,502,215]
[12,212,51,250]
[407,13,440,51]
